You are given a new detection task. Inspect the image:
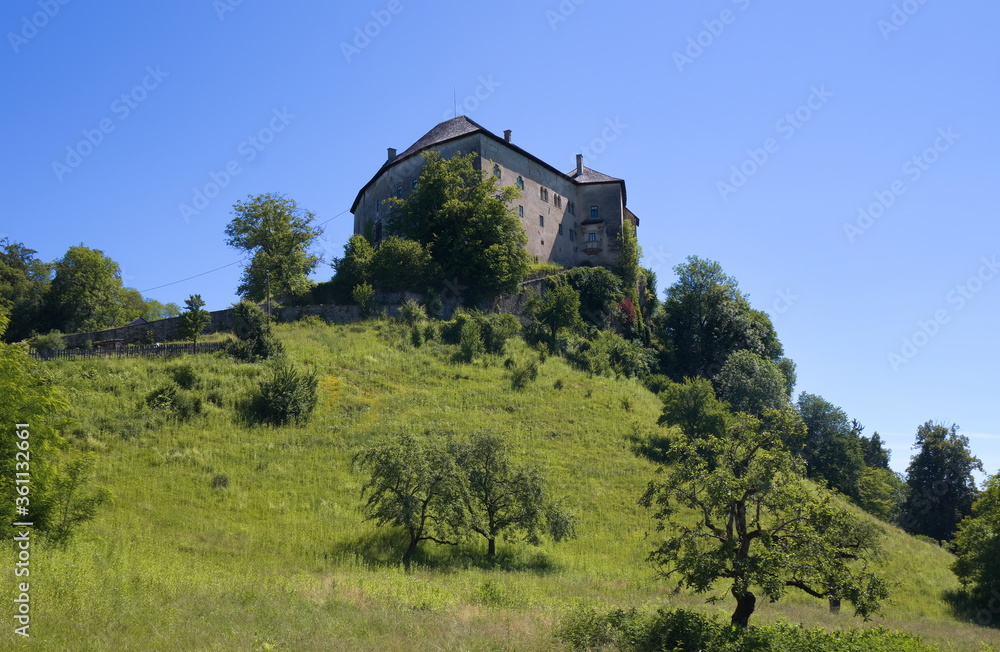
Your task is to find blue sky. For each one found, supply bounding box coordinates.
[3,1,997,477]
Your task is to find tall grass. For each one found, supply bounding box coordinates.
[2,318,997,650]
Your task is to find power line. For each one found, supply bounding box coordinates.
[137,208,350,294]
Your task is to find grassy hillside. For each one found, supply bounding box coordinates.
[3,319,997,651]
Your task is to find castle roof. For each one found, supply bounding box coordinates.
[351,116,627,213]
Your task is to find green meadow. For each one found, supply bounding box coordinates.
[3,319,998,650]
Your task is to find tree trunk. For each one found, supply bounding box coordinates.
[829,598,841,614]
[402,536,419,572]
[488,537,496,558]
[731,591,756,629]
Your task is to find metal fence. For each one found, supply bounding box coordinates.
[30,341,227,361]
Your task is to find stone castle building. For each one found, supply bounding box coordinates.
[350,117,638,268]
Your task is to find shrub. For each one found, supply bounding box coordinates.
[352,283,375,317]
[566,332,654,379]
[226,301,283,362]
[410,323,424,348]
[211,473,230,490]
[509,357,539,390]
[458,319,484,363]
[30,330,66,351]
[245,362,318,426]
[441,310,519,355]
[552,266,625,326]
[145,385,202,421]
[399,299,427,326]
[369,236,430,292]
[171,364,199,390]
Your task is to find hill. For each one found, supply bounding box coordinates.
[4,319,998,651]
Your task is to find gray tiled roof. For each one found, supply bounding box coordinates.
[391,116,482,163]
[568,166,622,184]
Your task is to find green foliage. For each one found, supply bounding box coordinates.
[554,266,625,327]
[860,430,892,470]
[386,151,530,302]
[398,298,427,326]
[46,452,111,547]
[369,236,431,292]
[409,323,424,347]
[616,219,641,305]
[901,422,983,542]
[640,408,887,628]
[506,353,539,390]
[352,283,375,318]
[797,393,865,500]
[952,474,1000,608]
[526,283,584,340]
[0,238,51,342]
[444,310,519,358]
[330,234,375,303]
[354,432,468,570]
[226,301,283,362]
[713,349,789,416]
[44,245,128,333]
[657,376,729,439]
[458,319,484,363]
[245,362,318,426]
[558,606,948,652]
[451,431,576,557]
[654,256,782,381]
[145,384,203,422]
[30,329,66,350]
[225,193,322,302]
[177,294,212,345]
[857,466,907,523]
[566,331,654,379]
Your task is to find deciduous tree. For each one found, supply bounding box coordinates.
[43,245,127,333]
[952,474,1000,608]
[797,393,865,500]
[177,294,211,345]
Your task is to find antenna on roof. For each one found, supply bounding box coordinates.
[453,87,458,117]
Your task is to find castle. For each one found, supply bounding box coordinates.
[350,117,638,269]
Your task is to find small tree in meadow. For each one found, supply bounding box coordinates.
[177,294,211,346]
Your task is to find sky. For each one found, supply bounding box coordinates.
[2,1,997,478]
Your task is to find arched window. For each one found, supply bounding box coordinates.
[493,164,501,178]
[516,176,524,190]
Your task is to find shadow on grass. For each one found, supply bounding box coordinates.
[944,589,1000,629]
[329,529,560,574]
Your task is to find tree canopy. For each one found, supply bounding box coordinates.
[900,422,983,541]
[952,474,1000,608]
[177,294,211,345]
[796,393,865,500]
[43,245,128,333]
[225,193,322,303]
[387,151,530,302]
[640,408,887,628]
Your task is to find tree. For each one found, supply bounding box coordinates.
[451,431,575,558]
[177,294,211,345]
[640,408,887,628]
[330,234,375,302]
[0,314,107,544]
[43,245,129,333]
[369,236,430,292]
[225,301,283,362]
[387,151,530,302]
[859,429,891,470]
[654,257,782,381]
[657,377,729,440]
[225,193,323,303]
[952,474,1000,607]
[354,433,467,571]
[527,283,584,340]
[352,283,375,318]
[796,393,865,500]
[900,422,983,541]
[0,238,51,342]
[556,266,625,326]
[713,349,789,416]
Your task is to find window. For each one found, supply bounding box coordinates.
[590,205,599,219]
[493,163,501,178]
[540,187,549,202]
[554,194,562,208]
[374,221,383,242]
[412,179,418,191]
[518,205,524,218]
[570,230,575,241]
[539,215,544,227]
[588,232,597,242]
[568,201,576,215]
[558,224,563,235]
[396,184,403,198]
[376,199,381,215]
[516,176,524,190]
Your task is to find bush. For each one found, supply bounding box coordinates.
[508,356,539,390]
[145,384,202,421]
[369,236,430,292]
[352,283,375,317]
[552,266,625,326]
[30,330,66,350]
[399,299,427,326]
[410,323,424,347]
[556,607,945,652]
[171,364,199,390]
[441,309,519,355]
[566,332,654,379]
[245,362,318,426]
[226,301,283,362]
[458,319,484,363]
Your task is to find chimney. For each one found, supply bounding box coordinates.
[503,129,512,143]
[576,154,583,175]
[387,147,397,161]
